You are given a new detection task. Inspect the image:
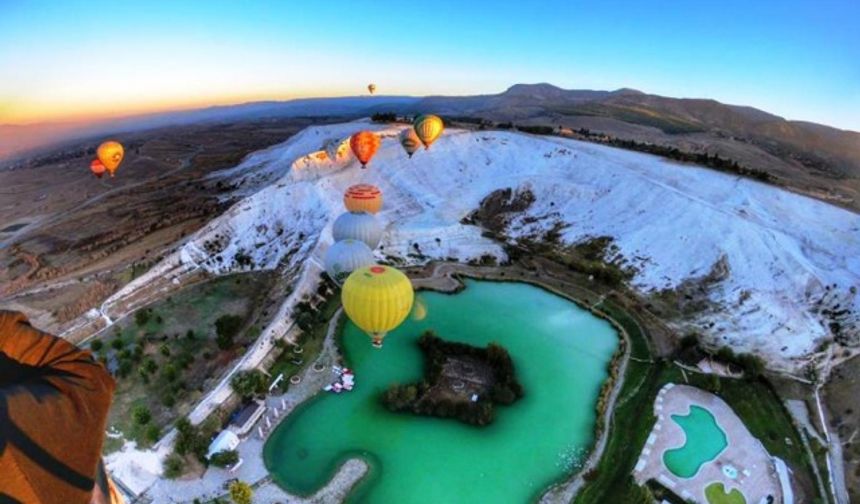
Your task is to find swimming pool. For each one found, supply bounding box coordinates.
[663,405,728,478]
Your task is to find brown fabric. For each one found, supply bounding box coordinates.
[0,311,115,504]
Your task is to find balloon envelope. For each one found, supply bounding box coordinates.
[399,128,421,158]
[349,131,381,167]
[413,115,444,149]
[368,83,377,94]
[324,239,375,285]
[90,159,106,178]
[96,141,124,176]
[332,211,382,249]
[342,265,414,347]
[343,184,382,214]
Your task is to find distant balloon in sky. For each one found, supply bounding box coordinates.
[349,131,381,168]
[90,159,106,179]
[325,239,376,285]
[341,265,414,348]
[96,141,124,177]
[343,184,382,214]
[332,211,382,249]
[368,83,377,94]
[413,115,444,149]
[399,128,421,158]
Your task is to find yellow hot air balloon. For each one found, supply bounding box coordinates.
[413,114,444,149]
[96,141,124,177]
[342,265,414,348]
[411,294,427,321]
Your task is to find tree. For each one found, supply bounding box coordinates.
[162,454,185,479]
[229,481,253,504]
[215,314,243,349]
[209,449,239,468]
[144,424,161,444]
[132,405,152,426]
[231,370,267,399]
[134,309,151,327]
[90,340,103,352]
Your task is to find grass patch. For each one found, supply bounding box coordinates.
[100,272,274,452]
[705,482,747,504]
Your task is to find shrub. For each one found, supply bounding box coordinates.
[90,340,103,352]
[134,309,151,327]
[162,454,185,479]
[132,405,152,425]
[231,370,268,399]
[229,481,253,504]
[215,314,243,349]
[209,449,239,468]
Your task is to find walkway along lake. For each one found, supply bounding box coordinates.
[264,280,620,503]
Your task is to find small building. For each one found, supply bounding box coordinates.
[230,400,267,436]
[206,430,240,460]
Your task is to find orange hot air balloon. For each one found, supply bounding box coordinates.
[96,140,124,177]
[344,184,382,214]
[368,83,377,94]
[90,159,106,179]
[349,131,380,168]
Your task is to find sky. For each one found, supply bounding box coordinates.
[1,0,858,130]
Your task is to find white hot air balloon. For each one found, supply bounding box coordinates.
[332,211,382,249]
[324,239,375,285]
[323,138,343,161]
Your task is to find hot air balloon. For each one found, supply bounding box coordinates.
[332,211,382,249]
[411,294,427,321]
[96,140,124,177]
[349,131,380,168]
[324,239,376,285]
[413,115,444,149]
[342,265,414,348]
[344,184,382,214]
[399,128,421,158]
[368,83,377,95]
[323,138,346,161]
[90,159,106,179]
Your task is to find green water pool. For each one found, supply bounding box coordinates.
[663,405,728,478]
[264,280,619,503]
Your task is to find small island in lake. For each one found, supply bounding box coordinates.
[381,331,525,426]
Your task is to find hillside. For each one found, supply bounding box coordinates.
[74,120,860,373]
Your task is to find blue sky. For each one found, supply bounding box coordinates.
[1,0,858,129]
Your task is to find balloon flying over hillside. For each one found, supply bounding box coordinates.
[324,239,375,285]
[344,184,382,214]
[413,115,444,149]
[399,128,421,158]
[349,131,381,168]
[332,211,382,249]
[89,159,106,178]
[96,140,124,177]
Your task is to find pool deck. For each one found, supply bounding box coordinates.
[633,383,784,504]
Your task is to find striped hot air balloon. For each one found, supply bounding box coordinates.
[341,265,414,348]
[399,128,421,158]
[96,141,124,177]
[324,239,376,285]
[343,184,382,214]
[332,211,382,249]
[90,159,106,179]
[349,131,381,168]
[413,115,444,149]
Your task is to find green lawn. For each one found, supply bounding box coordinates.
[705,482,746,504]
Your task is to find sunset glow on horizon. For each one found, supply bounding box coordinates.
[2,0,858,130]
